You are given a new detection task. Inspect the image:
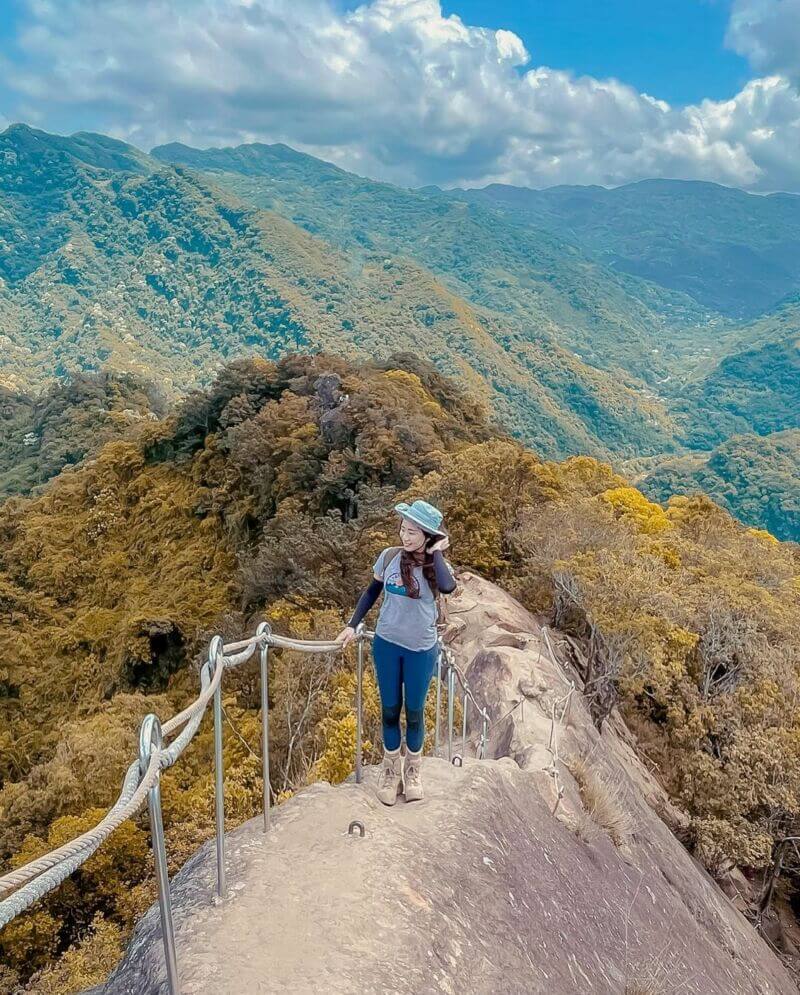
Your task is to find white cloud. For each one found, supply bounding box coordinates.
[726,0,800,85]
[495,29,528,64]
[4,0,800,192]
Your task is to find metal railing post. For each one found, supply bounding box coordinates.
[355,623,365,784]
[461,686,469,758]
[139,715,180,995]
[256,622,272,832]
[434,638,442,758]
[4,625,425,941]
[447,665,455,762]
[209,635,226,900]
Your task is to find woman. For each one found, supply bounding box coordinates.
[336,499,457,805]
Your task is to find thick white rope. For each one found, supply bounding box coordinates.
[0,635,263,916]
[0,661,226,906]
[540,625,578,690]
[0,752,160,927]
[265,633,366,653]
[2,622,563,926]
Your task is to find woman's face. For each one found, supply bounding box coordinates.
[399,518,427,553]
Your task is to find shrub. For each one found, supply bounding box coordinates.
[26,915,124,995]
[569,755,633,847]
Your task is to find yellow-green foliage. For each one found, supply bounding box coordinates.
[501,482,800,869]
[416,440,561,578]
[747,526,779,545]
[692,817,774,875]
[0,440,237,786]
[2,353,799,987]
[12,810,150,903]
[601,486,673,534]
[0,910,60,973]
[0,695,169,857]
[0,812,149,986]
[309,667,380,785]
[25,915,125,995]
[414,446,800,872]
[634,429,800,543]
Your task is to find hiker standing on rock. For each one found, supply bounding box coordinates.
[335,500,457,805]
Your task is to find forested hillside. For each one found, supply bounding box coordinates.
[0,124,682,461]
[0,354,798,994]
[151,141,800,497]
[665,295,800,453]
[2,124,799,535]
[0,372,164,499]
[153,140,716,386]
[623,429,800,542]
[458,179,800,319]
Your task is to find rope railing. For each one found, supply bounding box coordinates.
[436,624,575,765]
[0,620,484,995]
[756,836,800,931]
[434,639,490,762]
[543,684,575,816]
[1,614,576,995]
[0,630,238,905]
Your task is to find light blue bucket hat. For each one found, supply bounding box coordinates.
[394,499,446,536]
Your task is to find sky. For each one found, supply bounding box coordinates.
[419,1,751,105]
[0,0,799,192]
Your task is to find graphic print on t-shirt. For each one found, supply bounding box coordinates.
[384,564,408,597]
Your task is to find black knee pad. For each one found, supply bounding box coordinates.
[405,707,425,735]
[382,703,402,728]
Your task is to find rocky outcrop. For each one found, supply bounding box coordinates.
[93,573,797,994]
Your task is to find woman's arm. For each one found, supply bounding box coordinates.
[347,577,384,629]
[432,549,456,594]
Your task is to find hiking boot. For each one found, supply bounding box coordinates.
[403,748,424,802]
[376,747,403,806]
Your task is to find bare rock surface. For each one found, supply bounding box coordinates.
[93,573,797,995]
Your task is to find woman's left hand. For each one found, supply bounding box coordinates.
[429,536,450,552]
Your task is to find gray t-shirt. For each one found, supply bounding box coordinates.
[372,548,438,652]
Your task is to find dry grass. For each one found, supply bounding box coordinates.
[569,754,634,846]
[625,960,692,995]
[573,810,602,844]
[625,978,667,995]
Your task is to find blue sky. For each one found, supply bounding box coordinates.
[0,0,799,192]
[338,0,751,105]
[442,0,751,105]
[0,1,23,127]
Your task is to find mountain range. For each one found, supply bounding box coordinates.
[456,179,800,319]
[1,123,798,537]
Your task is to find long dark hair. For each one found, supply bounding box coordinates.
[399,525,449,599]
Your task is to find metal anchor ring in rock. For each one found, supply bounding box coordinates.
[94,572,796,995]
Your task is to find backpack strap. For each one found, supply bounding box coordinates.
[379,546,403,578]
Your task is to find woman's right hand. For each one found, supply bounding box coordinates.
[336,625,356,648]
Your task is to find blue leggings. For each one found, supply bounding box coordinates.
[372,634,439,753]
